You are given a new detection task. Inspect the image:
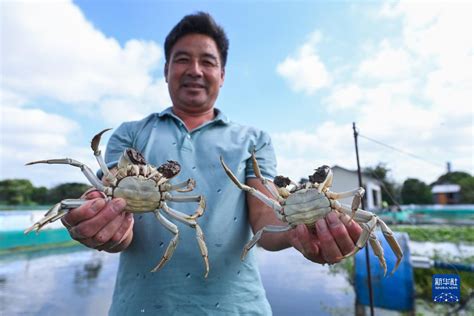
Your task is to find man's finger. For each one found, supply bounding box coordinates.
[325,212,355,256]
[98,213,134,251]
[289,225,305,254]
[62,198,106,228]
[91,212,129,247]
[80,188,106,199]
[315,218,343,264]
[289,224,326,264]
[69,198,126,240]
[340,214,363,244]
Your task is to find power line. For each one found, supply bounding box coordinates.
[365,169,402,207]
[358,133,445,169]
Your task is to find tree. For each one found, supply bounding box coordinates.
[433,171,472,185]
[458,176,474,203]
[0,179,35,205]
[46,182,91,203]
[31,186,49,205]
[433,171,474,204]
[401,178,432,204]
[363,163,400,206]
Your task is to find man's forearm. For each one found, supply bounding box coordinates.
[246,178,293,251]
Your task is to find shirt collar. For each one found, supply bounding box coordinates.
[157,107,230,125]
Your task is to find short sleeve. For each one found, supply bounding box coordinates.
[96,123,134,178]
[245,130,277,180]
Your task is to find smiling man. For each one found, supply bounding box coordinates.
[61,12,361,315]
[165,33,225,121]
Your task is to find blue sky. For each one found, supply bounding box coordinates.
[1,0,472,188]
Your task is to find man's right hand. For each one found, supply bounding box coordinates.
[61,190,134,253]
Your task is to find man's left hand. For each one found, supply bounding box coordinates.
[289,211,362,264]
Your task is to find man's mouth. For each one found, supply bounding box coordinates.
[182,82,206,89]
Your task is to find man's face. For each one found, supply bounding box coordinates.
[165,33,225,113]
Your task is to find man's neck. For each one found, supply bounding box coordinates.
[172,107,216,131]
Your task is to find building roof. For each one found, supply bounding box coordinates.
[331,165,382,185]
[431,184,461,194]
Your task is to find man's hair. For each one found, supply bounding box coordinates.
[164,12,229,67]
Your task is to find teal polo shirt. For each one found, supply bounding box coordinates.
[106,107,277,315]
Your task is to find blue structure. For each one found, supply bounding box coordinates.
[355,232,414,311]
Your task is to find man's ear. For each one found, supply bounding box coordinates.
[164,63,169,83]
[220,67,225,87]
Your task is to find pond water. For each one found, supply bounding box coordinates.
[1,209,472,315]
[0,246,355,316]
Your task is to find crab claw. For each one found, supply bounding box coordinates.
[158,160,181,179]
[91,128,112,156]
[25,160,46,166]
[309,165,333,192]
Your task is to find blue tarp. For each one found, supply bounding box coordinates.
[355,232,414,311]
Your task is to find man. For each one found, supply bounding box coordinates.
[62,12,362,315]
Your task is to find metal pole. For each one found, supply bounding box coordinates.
[353,122,374,316]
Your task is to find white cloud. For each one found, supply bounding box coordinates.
[276,31,331,94]
[273,0,472,185]
[0,0,169,187]
[1,106,79,148]
[2,1,164,105]
[99,78,171,126]
[324,84,364,111]
[272,121,357,182]
[0,105,96,187]
[357,40,414,80]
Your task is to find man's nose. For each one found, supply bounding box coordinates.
[186,61,203,77]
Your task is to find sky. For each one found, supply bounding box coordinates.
[1,0,472,189]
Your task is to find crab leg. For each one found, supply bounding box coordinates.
[333,201,402,275]
[330,200,375,253]
[317,168,334,193]
[325,187,365,216]
[151,210,179,273]
[342,214,378,259]
[26,158,106,192]
[377,219,404,275]
[347,204,403,274]
[161,204,209,278]
[163,179,196,192]
[162,193,206,219]
[368,233,387,276]
[241,224,293,260]
[220,156,283,213]
[250,152,283,201]
[24,199,88,234]
[90,128,116,184]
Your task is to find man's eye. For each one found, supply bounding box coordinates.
[174,57,189,63]
[203,60,216,66]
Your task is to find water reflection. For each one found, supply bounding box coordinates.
[74,254,103,293]
[2,241,469,315]
[0,248,118,315]
[0,245,355,315]
[257,247,355,315]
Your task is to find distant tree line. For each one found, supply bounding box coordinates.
[364,165,474,205]
[299,163,474,206]
[0,179,91,206]
[1,166,473,207]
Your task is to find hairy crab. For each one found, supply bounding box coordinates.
[25,129,209,277]
[220,152,403,275]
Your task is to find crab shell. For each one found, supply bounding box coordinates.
[281,188,331,225]
[110,149,180,213]
[114,177,163,212]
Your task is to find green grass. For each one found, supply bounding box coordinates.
[394,225,474,244]
[328,226,474,314]
[0,240,80,256]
